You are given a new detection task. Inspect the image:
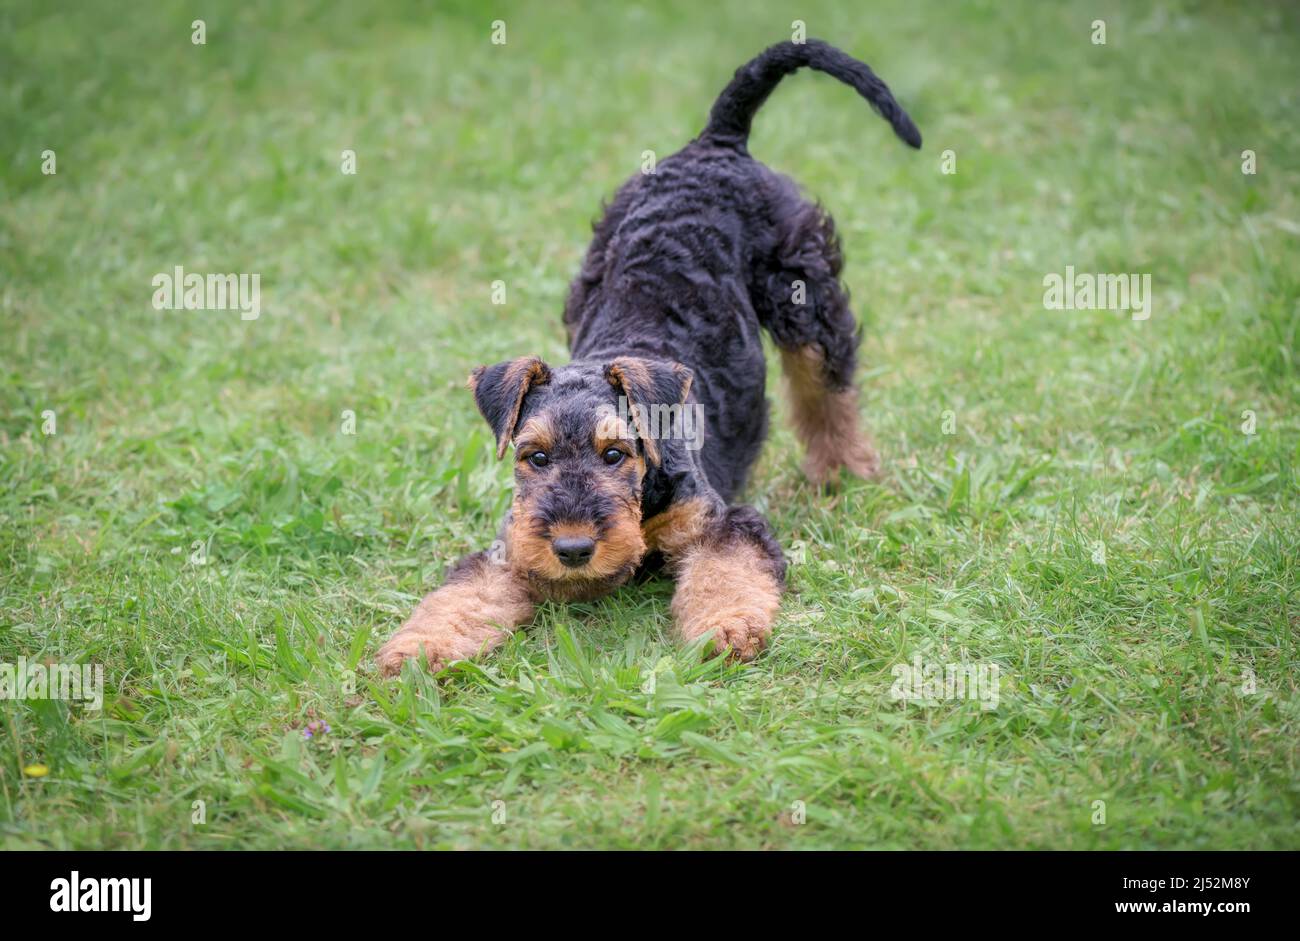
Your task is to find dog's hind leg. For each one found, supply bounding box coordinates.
[753,197,881,485]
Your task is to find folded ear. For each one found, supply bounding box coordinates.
[467,356,553,459]
[603,356,693,466]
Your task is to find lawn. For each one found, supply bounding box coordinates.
[1,0,1297,850]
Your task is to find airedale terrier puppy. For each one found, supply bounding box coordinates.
[377,39,920,676]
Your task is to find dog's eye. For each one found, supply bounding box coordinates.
[526,451,550,468]
[601,447,625,466]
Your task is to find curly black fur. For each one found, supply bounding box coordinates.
[561,38,917,501]
[480,38,918,594]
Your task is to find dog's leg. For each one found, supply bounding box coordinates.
[780,344,879,484]
[650,502,786,660]
[376,550,536,677]
[754,198,881,484]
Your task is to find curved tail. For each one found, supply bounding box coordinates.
[702,39,921,149]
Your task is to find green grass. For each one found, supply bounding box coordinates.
[2,0,1297,849]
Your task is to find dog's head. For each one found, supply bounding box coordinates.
[469,355,692,600]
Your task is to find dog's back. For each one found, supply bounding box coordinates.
[564,40,919,499]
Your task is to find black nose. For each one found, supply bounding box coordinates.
[552,535,596,568]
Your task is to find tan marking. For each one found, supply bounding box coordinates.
[781,346,880,485]
[467,355,549,459]
[625,451,647,488]
[594,502,647,579]
[505,494,558,580]
[605,358,692,467]
[591,417,638,456]
[376,558,536,677]
[595,437,649,496]
[593,405,633,444]
[606,357,653,393]
[642,497,715,559]
[675,364,694,402]
[548,520,598,541]
[605,359,662,465]
[671,541,782,661]
[514,415,556,456]
[505,491,647,602]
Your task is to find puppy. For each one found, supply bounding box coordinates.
[377,39,920,676]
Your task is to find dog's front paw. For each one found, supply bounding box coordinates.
[670,540,783,662]
[673,586,780,661]
[684,609,773,661]
[375,629,454,677]
[375,559,537,679]
[376,617,507,677]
